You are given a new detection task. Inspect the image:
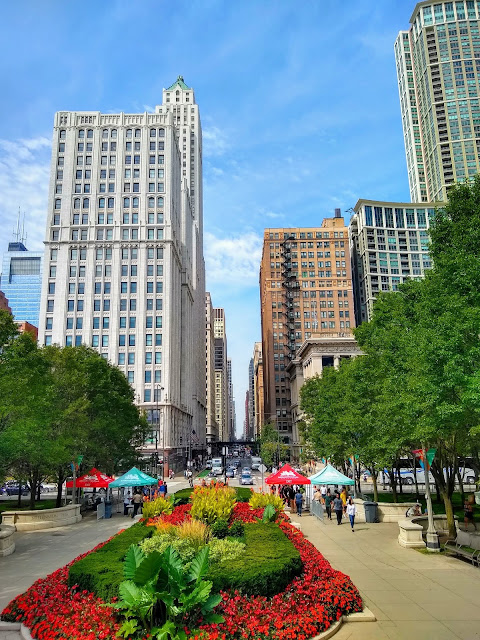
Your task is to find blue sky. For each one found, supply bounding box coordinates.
[0,1,414,435]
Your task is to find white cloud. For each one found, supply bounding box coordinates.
[0,136,51,255]
[202,126,230,157]
[204,231,263,288]
[264,210,284,220]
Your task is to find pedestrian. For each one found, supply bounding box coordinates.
[123,490,131,516]
[325,489,333,520]
[313,487,322,502]
[464,494,475,529]
[340,486,348,517]
[132,489,143,518]
[320,484,327,505]
[270,484,277,495]
[159,481,167,498]
[346,497,356,532]
[288,485,296,513]
[295,488,304,517]
[333,492,344,525]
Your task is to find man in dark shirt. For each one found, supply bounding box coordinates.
[333,493,344,525]
[324,490,333,520]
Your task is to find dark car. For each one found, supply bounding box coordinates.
[226,467,236,478]
[4,483,29,496]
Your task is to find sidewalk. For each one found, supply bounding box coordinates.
[298,515,480,640]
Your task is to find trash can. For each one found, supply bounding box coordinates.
[104,501,112,519]
[364,501,378,523]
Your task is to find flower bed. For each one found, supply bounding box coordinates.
[1,504,362,640]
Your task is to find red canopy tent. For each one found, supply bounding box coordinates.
[265,464,311,485]
[66,468,115,488]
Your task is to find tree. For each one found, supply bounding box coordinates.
[0,342,148,508]
[258,423,289,468]
[0,310,18,348]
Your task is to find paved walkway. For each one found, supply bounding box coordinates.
[298,515,480,640]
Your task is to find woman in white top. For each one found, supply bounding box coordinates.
[346,497,356,532]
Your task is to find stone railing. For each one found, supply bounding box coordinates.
[1,504,81,531]
[398,519,425,548]
[411,514,457,537]
[0,524,15,556]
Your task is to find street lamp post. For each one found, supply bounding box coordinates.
[155,385,164,480]
[423,445,440,552]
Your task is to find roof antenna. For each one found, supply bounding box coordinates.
[12,207,21,242]
[21,211,27,245]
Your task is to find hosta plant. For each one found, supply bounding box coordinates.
[190,484,236,525]
[109,544,223,640]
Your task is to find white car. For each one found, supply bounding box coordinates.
[241,472,253,485]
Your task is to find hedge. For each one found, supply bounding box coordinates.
[207,523,302,596]
[67,522,152,601]
[174,486,253,505]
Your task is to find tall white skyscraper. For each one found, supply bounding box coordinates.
[395,2,480,203]
[39,77,206,468]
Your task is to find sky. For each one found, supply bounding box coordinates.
[0,0,414,437]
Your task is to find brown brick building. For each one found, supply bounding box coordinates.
[259,212,355,458]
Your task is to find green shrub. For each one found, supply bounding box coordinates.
[141,496,173,520]
[208,537,245,564]
[140,534,199,569]
[211,518,230,539]
[68,522,152,601]
[228,519,244,537]
[207,523,302,597]
[235,487,253,502]
[174,488,193,505]
[249,492,284,512]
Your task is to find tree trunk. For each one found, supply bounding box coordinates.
[390,467,398,503]
[370,467,379,502]
[434,477,442,503]
[441,488,456,539]
[411,454,420,502]
[17,480,22,507]
[397,460,403,494]
[55,468,65,508]
[29,469,39,509]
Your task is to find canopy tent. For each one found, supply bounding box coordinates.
[309,464,354,486]
[265,464,311,485]
[109,466,157,488]
[66,468,114,488]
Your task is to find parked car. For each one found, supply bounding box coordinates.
[4,483,29,496]
[241,472,254,486]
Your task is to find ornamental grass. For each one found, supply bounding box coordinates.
[190,483,236,525]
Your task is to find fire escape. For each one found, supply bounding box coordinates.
[281,237,298,362]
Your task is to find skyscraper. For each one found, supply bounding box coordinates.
[213,307,230,441]
[395,1,480,203]
[259,214,355,450]
[38,77,206,467]
[205,292,218,443]
[0,242,43,328]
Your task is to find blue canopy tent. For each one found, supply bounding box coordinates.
[110,466,157,487]
[309,464,354,486]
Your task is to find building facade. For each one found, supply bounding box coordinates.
[253,341,264,440]
[396,1,480,203]
[349,199,434,324]
[259,213,355,451]
[227,357,236,441]
[0,242,43,328]
[205,292,218,443]
[0,290,11,314]
[38,77,206,465]
[287,335,363,460]
[213,307,230,441]
[246,356,255,441]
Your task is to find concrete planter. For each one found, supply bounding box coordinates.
[0,524,16,556]
[354,499,417,523]
[1,504,81,531]
[398,519,425,548]
[411,514,457,537]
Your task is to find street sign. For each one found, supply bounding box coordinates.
[258,464,267,473]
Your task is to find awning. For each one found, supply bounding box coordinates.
[265,463,311,485]
[66,468,114,488]
[309,464,354,486]
[109,466,157,488]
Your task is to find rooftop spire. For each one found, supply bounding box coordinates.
[166,75,191,91]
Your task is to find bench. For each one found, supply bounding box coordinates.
[444,529,480,566]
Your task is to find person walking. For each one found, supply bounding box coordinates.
[346,497,356,532]
[295,488,304,517]
[132,489,143,518]
[340,486,348,517]
[123,491,131,516]
[325,489,333,520]
[333,492,344,525]
[313,487,322,502]
[320,485,327,505]
[464,494,475,529]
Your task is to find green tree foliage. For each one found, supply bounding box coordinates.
[0,342,148,507]
[0,310,18,348]
[258,422,289,467]
[300,177,480,536]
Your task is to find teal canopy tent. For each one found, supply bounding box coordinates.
[309,464,354,486]
[110,466,157,488]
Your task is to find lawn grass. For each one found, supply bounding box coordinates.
[0,499,58,514]
[196,469,210,478]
